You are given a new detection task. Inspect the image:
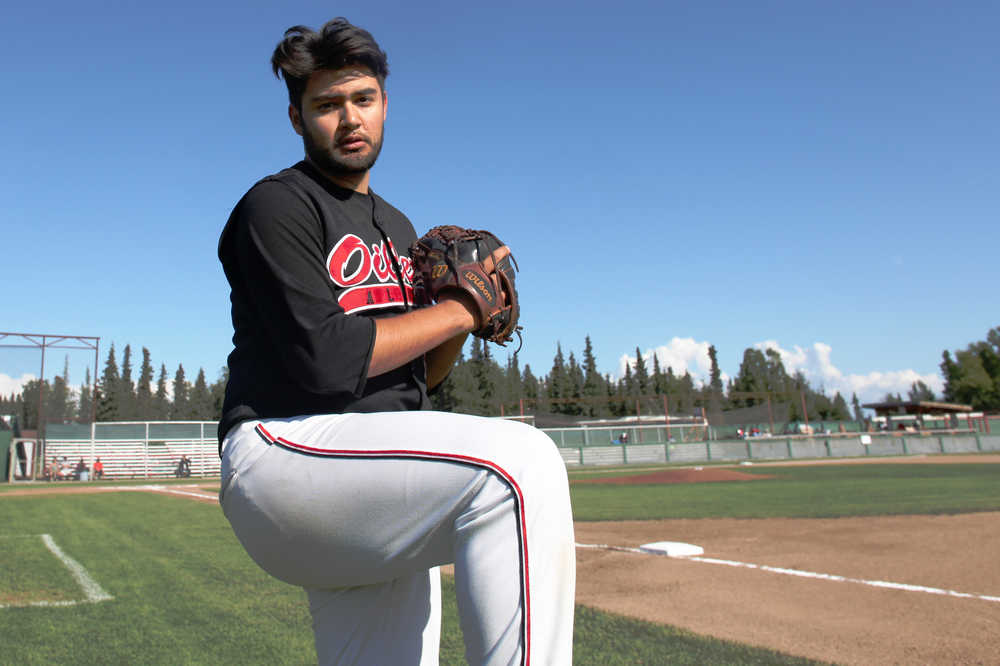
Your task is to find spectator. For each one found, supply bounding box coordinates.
[175,455,192,478]
[74,458,88,481]
[93,458,104,479]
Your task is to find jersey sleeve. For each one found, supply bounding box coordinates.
[222,180,375,397]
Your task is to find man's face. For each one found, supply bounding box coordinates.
[290,66,387,182]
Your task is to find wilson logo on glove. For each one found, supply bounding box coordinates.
[463,271,494,304]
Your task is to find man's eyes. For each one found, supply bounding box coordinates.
[316,97,373,110]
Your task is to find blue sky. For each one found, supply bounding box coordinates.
[2,1,997,406]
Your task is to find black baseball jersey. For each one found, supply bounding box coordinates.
[217,161,430,446]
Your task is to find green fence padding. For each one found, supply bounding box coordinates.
[1,430,12,482]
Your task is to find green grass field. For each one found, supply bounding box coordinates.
[2,457,995,664]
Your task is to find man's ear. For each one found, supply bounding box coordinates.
[288,104,304,136]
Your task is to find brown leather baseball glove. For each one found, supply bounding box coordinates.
[409,225,521,346]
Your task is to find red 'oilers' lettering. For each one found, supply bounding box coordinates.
[372,241,394,282]
[327,235,372,287]
[328,234,418,314]
[329,235,415,288]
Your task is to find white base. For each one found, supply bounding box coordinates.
[638,541,705,557]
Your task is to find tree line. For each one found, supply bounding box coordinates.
[3,326,996,429]
[940,325,1000,411]
[431,336,861,424]
[1,343,225,429]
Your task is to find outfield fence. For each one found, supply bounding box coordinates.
[554,431,1000,467]
[14,421,1000,480]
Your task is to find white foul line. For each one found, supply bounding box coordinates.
[99,485,219,501]
[41,534,113,603]
[0,534,113,609]
[576,542,1000,605]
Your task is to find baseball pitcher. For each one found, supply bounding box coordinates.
[216,17,576,665]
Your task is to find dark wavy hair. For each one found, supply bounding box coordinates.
[271,18,389,110]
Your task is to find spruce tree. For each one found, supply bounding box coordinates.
[581,336,604,416]
[621,364,634,413]
[211,367,228,420]
[907,380,936,402]
[651,355,664,396]
[119,344,135,419]
[154,364,170,419]
[20,379,47,430]
[567,351,584,416]
[189,368,213,419]
[172,364,189,420]
[135,347,154,420]
[547,343,569,414]
[78,367,93,423]
[502,354,522,415]
[732,348,769,407]
[832,392,850,420]
[633,346,649,396]
[469,340,498,415]
[47,356,73,424]
[851,393,864,422]
[97,343,120,421]
[678,371,695,414]
[522,364,539,405]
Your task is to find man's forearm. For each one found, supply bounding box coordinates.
[369,298,475,378]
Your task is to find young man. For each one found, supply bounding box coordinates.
[217,18,575,665]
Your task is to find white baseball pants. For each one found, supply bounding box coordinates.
[220,411,576,665]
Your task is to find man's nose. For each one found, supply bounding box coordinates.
[340,103,361,127]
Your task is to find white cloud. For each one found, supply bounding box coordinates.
[753,340,943,404]
[615,338,943,407]
[618,338,729,386]
[0,373,36,397]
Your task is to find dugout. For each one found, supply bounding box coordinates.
[861,400,977,431]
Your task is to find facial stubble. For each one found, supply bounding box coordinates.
[302,123,384,177]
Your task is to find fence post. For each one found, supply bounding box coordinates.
[622,445,628,465]
[664,443,670,462]
[578,446,584,466]
[976,434,983,452]
[144,422,150,479]
[706,442,712,461]
[746,440,753,460]
[786,439,794,459]
[901,437,908,455]
[939,436,946,454]
[825,438,832,458]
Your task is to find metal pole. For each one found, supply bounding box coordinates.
[91,339,99,425]
[35,337,47,480]
[767,394,774,434]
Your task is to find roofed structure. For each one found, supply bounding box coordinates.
[861,400,972,417]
